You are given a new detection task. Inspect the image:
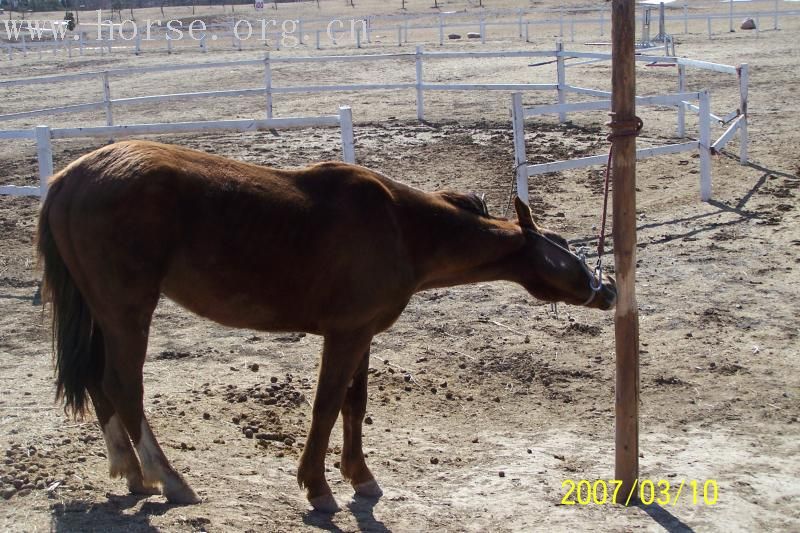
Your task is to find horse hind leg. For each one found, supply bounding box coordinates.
[87,376,156,496]
[101,323,200,504]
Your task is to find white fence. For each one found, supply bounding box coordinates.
[0,107,355,200]
[0,47,748,203]
[511,54,748,203]
[0,45,697,128]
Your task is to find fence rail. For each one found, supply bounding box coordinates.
[1,47,748,205]
[0,45,740,127]
[0,107,355,200]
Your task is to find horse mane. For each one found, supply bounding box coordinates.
[437,191,490,218]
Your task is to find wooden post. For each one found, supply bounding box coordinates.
[556,41,567,123]
[35,125,53,202]
[102,72,113,126]
[339,106,355,164]
[699,90,712,201]
[511,93,529,204]
[415,45,424,121]
[264,53,273,119]
[738,64,748,164]
[611,0,640,504]
[677,64,686,138]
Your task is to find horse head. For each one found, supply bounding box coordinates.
[512,197,617,311]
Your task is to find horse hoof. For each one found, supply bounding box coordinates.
[353,479,383,498]
[164,484,201,505]
[309,493,340,514]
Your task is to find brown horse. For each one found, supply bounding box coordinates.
[37,140,616,513]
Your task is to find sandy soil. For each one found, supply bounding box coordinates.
[1,1,799,532]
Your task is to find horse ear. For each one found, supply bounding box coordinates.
[514,197,538,230]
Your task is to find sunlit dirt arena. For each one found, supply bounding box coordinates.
[0,0,799,531]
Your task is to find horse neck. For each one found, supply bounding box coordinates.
[405,202,525,291]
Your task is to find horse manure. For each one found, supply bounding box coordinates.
[430,457,439,465]
[364,416,373,425]
[249,363,259,372]
[270,376,278,383]
[203,413,211,420]
[498,471,506,478]
[471,438,478,443]
[445,392,454,400]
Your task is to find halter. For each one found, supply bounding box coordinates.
[536,232,604,307]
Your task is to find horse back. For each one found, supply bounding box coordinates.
[47,141,416,335]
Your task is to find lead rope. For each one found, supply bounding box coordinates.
[592,114,644,289]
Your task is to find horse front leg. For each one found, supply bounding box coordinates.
[340,349,382,498]
[297,331,373,513]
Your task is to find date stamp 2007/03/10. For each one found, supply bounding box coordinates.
[561,479,719,506]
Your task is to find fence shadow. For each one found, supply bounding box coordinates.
[569,161,774,257]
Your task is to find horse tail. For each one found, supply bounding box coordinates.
[37,176,104,418]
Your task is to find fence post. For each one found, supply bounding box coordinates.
[339,106,355,164]
[404,19,409,43]
[264,53,273,120]
[200,33,207,53]
[600,9,605,36]
[79,32,84,56]
[135,32,142,55]
[298,20,303,45]
[683,1,689,33]
[35,126,53,201]
[677,64,686,138]
[517,9,523,37]
[774,0,779,30]
[738,63,748,164]
[511,93,529,205]
[556,41,567,123]
[398,25,402,46]
[439,14,444,46]
[317,29,321,50]
[102,72,113,126]
[167,35,172,54]
[699,90,712,201]
[525,22,530,42]
[365,17,371,43]
[570,18,575,42]
[480,17,486,44]
[559,8,564,40]
[415,45,424,121]
[356,28,361,48]
[707,16,712,39]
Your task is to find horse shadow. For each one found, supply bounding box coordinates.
[50,494,174,533]
[302,494,389,533]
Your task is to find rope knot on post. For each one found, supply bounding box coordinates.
[606,114,643,141]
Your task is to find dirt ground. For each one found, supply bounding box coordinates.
[1,1,799,532]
